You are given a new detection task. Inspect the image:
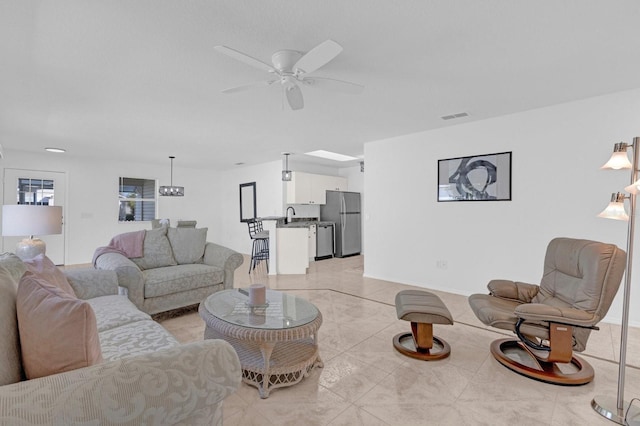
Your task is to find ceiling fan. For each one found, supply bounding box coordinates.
[214,40,364,110]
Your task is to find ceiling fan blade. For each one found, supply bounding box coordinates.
[301,77,364,95]
[293,39,343,75]
[214,45,276,73]
[285,84,304,110]
[221,80,277,94]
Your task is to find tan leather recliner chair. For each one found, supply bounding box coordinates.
[468,237,626,385]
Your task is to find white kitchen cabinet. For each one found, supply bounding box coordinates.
[286,172,315,204]
[286,172,348,204]
[276,227,309,274]
[324,175,347,192]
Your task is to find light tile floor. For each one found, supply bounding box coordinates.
[157,255,640,426]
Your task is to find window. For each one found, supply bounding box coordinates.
[118,177,157,222]
[17,178,56,205]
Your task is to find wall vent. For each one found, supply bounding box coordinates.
[441,112,469,121]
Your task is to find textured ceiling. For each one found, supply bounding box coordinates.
[2,1,640,170]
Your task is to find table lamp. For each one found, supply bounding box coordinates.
[2,205,63,260]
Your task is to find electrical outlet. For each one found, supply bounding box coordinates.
[436,260,448,269]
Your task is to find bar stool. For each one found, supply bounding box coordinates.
[247,219,269,273]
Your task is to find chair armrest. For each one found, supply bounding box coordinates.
[487,279,540,303]
[515,303,595,327]
[0,340,241,425]
[204,243,244,289]
[94,252,144,306]
[64,269,119,300]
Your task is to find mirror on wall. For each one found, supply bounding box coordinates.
[239,182,257,222]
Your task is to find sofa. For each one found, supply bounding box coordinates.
[95,226,244,315]
[0,253,242,425]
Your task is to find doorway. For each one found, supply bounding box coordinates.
[2,169,66,265]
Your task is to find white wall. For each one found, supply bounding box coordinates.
[364,88,640,326]
[0,150,224,264]
[339,164,364,193]
[212,160,284,255]
[0,150,351,265]
[0,152,287,263]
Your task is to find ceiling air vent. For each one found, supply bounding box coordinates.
[441,112,469,121]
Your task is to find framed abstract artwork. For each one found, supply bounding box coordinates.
[438,151,512,202]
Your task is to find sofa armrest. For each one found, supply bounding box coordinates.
[487,279,540,303]
[94,252,144,307]
[64,269,119,300]
[204,242,244,289]
[0,339,241,425]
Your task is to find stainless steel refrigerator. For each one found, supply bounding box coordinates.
[320,191,361,257]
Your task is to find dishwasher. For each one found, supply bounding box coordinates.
[315,222,334,260]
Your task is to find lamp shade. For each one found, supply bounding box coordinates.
[2,205,63,237]
[601,149,632,170]
[625,179,640,194]
[597,193,629,221]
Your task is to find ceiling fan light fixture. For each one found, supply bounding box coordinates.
[215,39,363,111]
[159,156,184,197]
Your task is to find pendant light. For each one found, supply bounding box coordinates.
[282,153,292,181]
[159,156,184,196]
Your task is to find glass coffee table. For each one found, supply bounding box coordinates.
[199,288,323,398]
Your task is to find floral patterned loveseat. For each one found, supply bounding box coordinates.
[95,226,243,315]
[0,253,241,425]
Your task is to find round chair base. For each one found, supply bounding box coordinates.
[490,338,594,386]
[393,332,451,361]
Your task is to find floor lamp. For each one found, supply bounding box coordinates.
[592,138,640,425]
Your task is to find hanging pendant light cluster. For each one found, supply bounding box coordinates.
[159,156,184,196]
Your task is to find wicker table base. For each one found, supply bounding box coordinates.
[204,327,323,398]
[199,290,323,398]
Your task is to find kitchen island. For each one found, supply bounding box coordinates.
[257,217,332,275]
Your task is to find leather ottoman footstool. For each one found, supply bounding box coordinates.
[393,290,453,361]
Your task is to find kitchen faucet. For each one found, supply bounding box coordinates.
[286,206,296,224]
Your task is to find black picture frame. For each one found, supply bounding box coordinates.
[438,151,512,202]
[239,182,257,222]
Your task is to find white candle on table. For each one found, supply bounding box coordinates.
[248,284,266,306]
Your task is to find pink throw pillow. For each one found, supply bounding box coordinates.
[17,272,103,379]
[23,254,75,297]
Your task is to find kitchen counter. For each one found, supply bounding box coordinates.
[278,222,313,228]
[277,220,334,228]
[257,216,286,221]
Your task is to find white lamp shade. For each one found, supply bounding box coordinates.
[625,179,640,194]
[2,205,63,237]
[597,201,629,221]
[601,151,632,170]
